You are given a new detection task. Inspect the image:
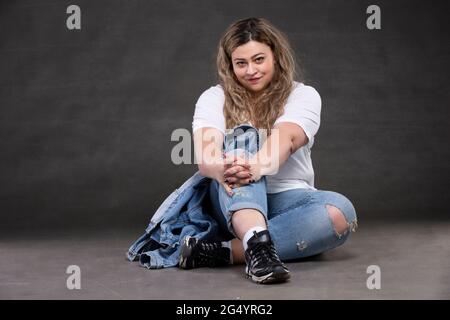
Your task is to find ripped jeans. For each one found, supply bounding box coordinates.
[208,124,358,261]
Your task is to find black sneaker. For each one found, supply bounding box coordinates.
[245,230,290,284]
[178,236,231,269]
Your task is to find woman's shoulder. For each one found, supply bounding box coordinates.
[281,81,321,113]
[195,84,225,111]
[285,81,322,109]
[291,81,321,99]
[197,84,225,100]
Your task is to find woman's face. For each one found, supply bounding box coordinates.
[231,40,275,94]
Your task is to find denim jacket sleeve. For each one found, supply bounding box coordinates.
[126,172,219,268]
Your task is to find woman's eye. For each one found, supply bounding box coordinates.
[256,57,264,62]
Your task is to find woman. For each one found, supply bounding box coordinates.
[178,17,358,284]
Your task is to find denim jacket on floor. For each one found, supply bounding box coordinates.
[126,171,219,269]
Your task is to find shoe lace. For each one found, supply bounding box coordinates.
[250,241,282,268]
[197,241,227,267]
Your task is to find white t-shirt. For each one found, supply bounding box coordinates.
[192,81,321,194]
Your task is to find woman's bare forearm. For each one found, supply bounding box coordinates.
[249,123,309,180]
[198,158,224,181]
[194,127,224,181]
[249,126,293,178]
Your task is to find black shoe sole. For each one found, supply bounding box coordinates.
[246,267,291,284]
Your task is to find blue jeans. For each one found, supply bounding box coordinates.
[208,124,358,261]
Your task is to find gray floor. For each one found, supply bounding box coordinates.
[1,220,449,300]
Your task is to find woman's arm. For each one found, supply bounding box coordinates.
[193,127,224,181]
[223,122,308,184]
[248,122,309,180]
[194,127,248,195]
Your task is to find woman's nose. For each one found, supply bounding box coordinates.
[246,63,257,75]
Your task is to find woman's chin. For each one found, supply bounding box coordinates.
[248,84,268,94]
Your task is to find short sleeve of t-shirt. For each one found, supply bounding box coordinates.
[192,82,321,140]
[192,85,226,134]
[274,83,322,143]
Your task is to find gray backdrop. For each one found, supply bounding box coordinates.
[1,0,449,235]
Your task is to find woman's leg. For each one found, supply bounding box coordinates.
[209,124,270,239]
[209,181,261,265]
[179,125,268,271]
[231,238,245,264]
[208,168,269,239]
[266,188,358,260]
[207,124,290,283]
[208,179,260,264]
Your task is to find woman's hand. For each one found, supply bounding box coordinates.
[215,156,244,196]
[223,154,262,189]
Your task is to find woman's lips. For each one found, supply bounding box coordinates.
[248,77,262,84]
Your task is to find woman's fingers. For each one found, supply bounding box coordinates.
[235,170,252,179]
[223,166,242,177]
[225,171,251,182]
[223,155,251,169]
[226,176,255,188]
[239,177,255,186]
[222,154,254,192]
[223,163,251,172]
[224,165,252,177]
[225,176,237,183]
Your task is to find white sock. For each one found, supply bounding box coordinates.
[221,240,233,264]
[243,226,266,251]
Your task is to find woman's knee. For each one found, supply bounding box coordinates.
[322,191,358,238]
[224,124,261,155]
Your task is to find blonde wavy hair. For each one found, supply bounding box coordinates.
[216,17,303,134]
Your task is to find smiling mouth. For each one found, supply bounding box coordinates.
[248,77,262,82]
